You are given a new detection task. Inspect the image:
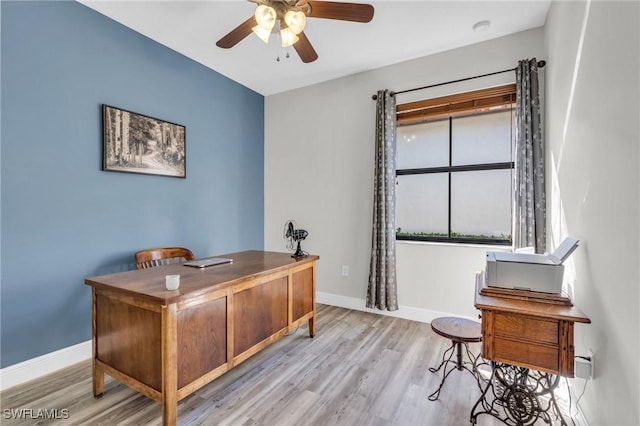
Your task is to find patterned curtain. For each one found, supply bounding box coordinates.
[514,59,546,253]
[367,90,398,311]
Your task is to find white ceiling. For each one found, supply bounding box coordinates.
[79,0,550,96]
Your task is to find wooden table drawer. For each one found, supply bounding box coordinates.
[494,312,559,345]
[494,338,559,373]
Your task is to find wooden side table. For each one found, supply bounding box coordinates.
[428,317,485,401]
[471,272,591,425]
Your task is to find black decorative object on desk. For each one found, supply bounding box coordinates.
[283,220,308,258]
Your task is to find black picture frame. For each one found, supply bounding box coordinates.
[102,104,186,178]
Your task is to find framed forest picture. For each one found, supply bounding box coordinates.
[102,104,186,178]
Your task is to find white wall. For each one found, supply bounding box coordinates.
[265,29,543,319]
[545,1,640,424]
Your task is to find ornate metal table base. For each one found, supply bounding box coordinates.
[470,362,567,425]
[428,341,487,401]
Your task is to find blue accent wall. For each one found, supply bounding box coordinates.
[0,1,264,367]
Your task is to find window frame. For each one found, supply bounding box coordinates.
[395,84,516,246]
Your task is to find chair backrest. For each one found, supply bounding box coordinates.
[135,247,196,270]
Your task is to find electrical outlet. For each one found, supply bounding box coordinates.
[575,350,594,380]
[341,265,349,277]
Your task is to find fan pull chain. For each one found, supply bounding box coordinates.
[276,48,291,62]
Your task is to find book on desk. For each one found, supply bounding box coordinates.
[183,256,233,268]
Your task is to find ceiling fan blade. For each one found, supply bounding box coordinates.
[294,31,318,63]
[216,16,257,48]
[306,1,374,23]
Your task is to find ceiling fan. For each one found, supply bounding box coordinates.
[216,0,374,63]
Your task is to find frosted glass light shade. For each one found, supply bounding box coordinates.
[254,5,276,30]
[252,25,272,43]
[280,27,299,47]
[284,10,306,34]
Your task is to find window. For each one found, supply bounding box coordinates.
[395,85,515,245]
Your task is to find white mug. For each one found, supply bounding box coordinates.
[165,275,180,290]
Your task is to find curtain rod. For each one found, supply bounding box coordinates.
[371,60,546,100]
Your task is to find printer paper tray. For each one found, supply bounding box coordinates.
[479,280,573,306]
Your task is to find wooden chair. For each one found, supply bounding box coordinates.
[135,247,195,270]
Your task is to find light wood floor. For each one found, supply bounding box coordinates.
[1,305,573,425]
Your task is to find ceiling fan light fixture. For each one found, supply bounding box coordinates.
[216,0,375,63]
[280,26,299,47]
[254,4,277,30]
[252,25,272,43]
[284,10,306,34]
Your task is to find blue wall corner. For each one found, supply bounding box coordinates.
[0,1,265,367]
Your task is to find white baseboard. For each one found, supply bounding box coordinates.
[316,291,478,324]
[0,340,92,392]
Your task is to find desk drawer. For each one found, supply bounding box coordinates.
[494,338,559,373]
[494,313,558,345]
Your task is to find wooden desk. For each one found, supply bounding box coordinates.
[85,250,319,426]
[472,272,590,425]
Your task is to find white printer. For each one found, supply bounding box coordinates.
[485,237,579,293]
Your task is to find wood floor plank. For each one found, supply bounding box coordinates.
[1,304,574,425]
